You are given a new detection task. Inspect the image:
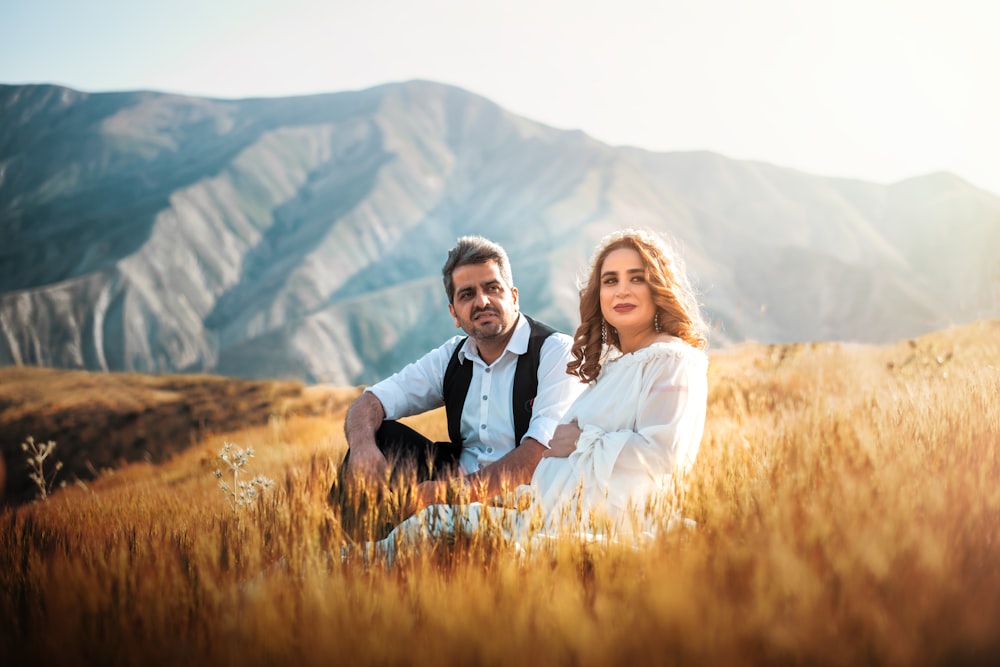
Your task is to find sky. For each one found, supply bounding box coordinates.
[2,0,998,195]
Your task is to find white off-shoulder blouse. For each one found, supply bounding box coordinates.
[530,337,708,532]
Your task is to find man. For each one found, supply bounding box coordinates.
[335,235,583,525]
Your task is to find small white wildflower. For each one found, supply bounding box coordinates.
[213,441,274,514]
[22,437,63,501]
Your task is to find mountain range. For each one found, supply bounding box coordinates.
[2,80,998,385]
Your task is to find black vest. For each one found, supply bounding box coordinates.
[442,315,558,447]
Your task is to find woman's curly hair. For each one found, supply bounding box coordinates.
[567,228,708,384]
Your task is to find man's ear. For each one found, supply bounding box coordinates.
[448,303,461,328]
[511,286,519,309]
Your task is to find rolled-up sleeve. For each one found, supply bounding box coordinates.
[522,333,586,447]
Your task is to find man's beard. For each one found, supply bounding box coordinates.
[464,308,509,340]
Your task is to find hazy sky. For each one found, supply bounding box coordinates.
[3,0,998,195]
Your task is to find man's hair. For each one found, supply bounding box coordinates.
[441,236,514,303]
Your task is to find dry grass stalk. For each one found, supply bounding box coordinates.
[1,320,998,665]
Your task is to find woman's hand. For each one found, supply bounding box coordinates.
[543,420,582,458]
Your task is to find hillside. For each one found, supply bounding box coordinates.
[2,81,999,385]
[0,366,359,506]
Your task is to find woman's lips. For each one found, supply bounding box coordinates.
[613,304,636,312]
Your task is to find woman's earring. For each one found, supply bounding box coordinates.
[601,321,607,345]
[654,311,661,333]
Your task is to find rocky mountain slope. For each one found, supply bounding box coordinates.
[2,80,998,384]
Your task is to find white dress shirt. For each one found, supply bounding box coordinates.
[368,314,584,474]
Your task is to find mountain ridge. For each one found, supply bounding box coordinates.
[2,80,998,384]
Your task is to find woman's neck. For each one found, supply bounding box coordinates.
[617,326,662,354]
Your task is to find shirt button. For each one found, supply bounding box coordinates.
[485,368,491,373]
[481,424,486,429]
[487,447,494,454]
[482,395,488,400]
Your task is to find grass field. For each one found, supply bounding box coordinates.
[2,320,998,666]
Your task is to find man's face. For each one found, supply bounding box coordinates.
[448,260,519,343]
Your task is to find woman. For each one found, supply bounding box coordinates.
[357,228,709,561]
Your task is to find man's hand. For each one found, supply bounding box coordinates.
[414,480,447,511]
[466,438,546,499]
[346,443,389,481]
[543,420,581,458]
[401,479,471,517]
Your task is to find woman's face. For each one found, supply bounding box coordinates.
[599,247,656,334]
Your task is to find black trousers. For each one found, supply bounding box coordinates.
[330,421,463,540]
[337,420,463,484]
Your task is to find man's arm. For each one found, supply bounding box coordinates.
[410,437,545,511]
[466,436,546,496]
[343,391,389,480]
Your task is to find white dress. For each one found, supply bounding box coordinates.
[371,338,709,558]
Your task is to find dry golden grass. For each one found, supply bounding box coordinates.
[2,320,999,666]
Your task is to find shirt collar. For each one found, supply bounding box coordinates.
[459,313,529,364]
